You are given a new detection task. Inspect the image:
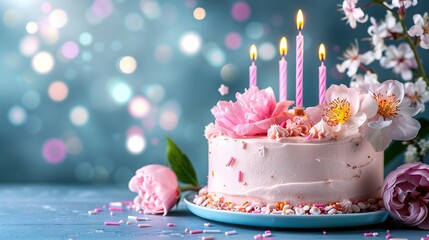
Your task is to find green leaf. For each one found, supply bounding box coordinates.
[166,137,199,187]
[385,118,429,166]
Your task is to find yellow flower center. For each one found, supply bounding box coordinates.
[373,92,400,118]
[324,98,351,126]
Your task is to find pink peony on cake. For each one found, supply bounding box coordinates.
[194,80,420,215]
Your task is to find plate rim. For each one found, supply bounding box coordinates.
[183,192,389,228]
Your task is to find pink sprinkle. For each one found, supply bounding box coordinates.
[280,121,286,128]
[386,233,391,239]
[94,208,102,212]
[185,228,189,232]
[254,234,262,239]
[323,231,327,235]
[226,157,235,166]
[109,207,123,211]
[241,142,247,149]
[364,232,374,237]
[167,223,174,227]
[104,221,120,226]
[189,229,203,234]
[110,211,114,216]
[126,221,132,225]
[121,200,133,205]
[238,171,243,182]
[313,203,325,208]
[265,230,271,234]
[421,238,429,240]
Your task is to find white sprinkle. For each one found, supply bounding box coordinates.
[138,217,149,221]
[88,210,97,215]
[262,232,272,237]
[310,206,321,215]
[128,215,138,220]
[225,230,237,235]
[357,202,367,210]
[119,219,124,224]
[138,223,151,228]
[203,223,211,227]
[202,236,215,240]
[203,230,221,233]
[110,202,123,207]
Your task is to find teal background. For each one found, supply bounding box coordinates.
[0,0,428,186]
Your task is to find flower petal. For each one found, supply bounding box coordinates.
[363,120,393,151]
[389,116,420,140]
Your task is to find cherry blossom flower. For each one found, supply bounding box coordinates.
[367,12,402,59]
[408,13,429,49]
[340,0,368,29]
[306,84,377,139]
[391,0,418,9]
[336,41,375,77]
[404,78,429,113]
[362,80,420,152]
[380,43,417,81]
[350,71,380,93]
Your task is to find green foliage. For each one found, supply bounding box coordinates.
[166,137,199,187]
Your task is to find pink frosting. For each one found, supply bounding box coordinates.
[383,162,429,229]
[267,124,289,139]
[204,123,222,139]
[283,116,313,137]
[211,86,294,137]
[128,164,179,216]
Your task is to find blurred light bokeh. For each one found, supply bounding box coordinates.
[1,0,428,186]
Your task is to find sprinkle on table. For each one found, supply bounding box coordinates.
[204,223,211,227]
[138,223,151,228]
[203,230,221,233]
[104,221,120,226]
[202,236,215,240]
[189,229,203,234]
[225,230,237,236]
[167,223,174,227]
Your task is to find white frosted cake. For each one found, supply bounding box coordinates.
[194,85,389,215]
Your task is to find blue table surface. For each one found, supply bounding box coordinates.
[0,184,427,240]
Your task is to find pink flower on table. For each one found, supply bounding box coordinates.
[211,86,294,137]
[129,164,180,216]
[336,41,375,77]
[404,78,429,113]
[383,162,429,229]
[380,43,417,81]
[408,13,429,49]
[340,0,368,29]
[306,84,377,139]
[362,80,420,152]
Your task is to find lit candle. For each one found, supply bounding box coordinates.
[318,44,327,105]
[279,37,288,102]
[249,44,257,88]
[295,9,304,107]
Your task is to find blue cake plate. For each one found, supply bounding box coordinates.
[184,193,389,228]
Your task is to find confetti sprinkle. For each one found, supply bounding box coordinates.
[203,223,211,227]
[203,230,221,233]
[138,223,151,228]
[189,230,203,234]
[202,236,215,240]
[218,84,229,96]
[225,230,237,236]
[167,223,174,227]
[104,221,120,226]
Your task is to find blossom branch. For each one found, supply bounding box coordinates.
[373,0,428,83]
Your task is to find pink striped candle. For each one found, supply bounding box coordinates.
[249,44,257,87]
[318,44,326,105]
[279,37,288,101]
[295,10,304,107]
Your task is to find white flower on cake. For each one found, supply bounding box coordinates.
[362,80,421,152]
[336,41,375,77]
[404,78,429,113]
[380,43,417,81]
[306,84,377,139]
[408,13,429,49]
[340,0,368,29]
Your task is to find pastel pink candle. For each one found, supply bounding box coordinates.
[249,44,257,87]
[279,37,288,101]
[295,10,304,107]
[318,44,327,105]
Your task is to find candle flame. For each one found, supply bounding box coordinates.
[250,44,257,61]
[319,44,326,61]
[297,9,304,31]
[279,37,287,56]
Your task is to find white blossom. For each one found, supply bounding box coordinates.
[367,12,402,59]
[405,144,418,163]
[418,138,429,156]
[340,0,368,29]
[404,78,429,113]
[408,13,429,49]
[380,43,417,81]
[337,41,375,77]
[350,71,380,93]
[391,0,418,9]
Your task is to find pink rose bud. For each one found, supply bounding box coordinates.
[129,164,180,216]
[383,162,429,230]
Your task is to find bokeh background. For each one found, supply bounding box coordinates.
[1,0,428,186]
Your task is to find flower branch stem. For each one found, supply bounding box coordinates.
[179,185,201,192]
[373,0,428,83]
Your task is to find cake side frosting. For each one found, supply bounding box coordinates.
[207,135,383,205]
